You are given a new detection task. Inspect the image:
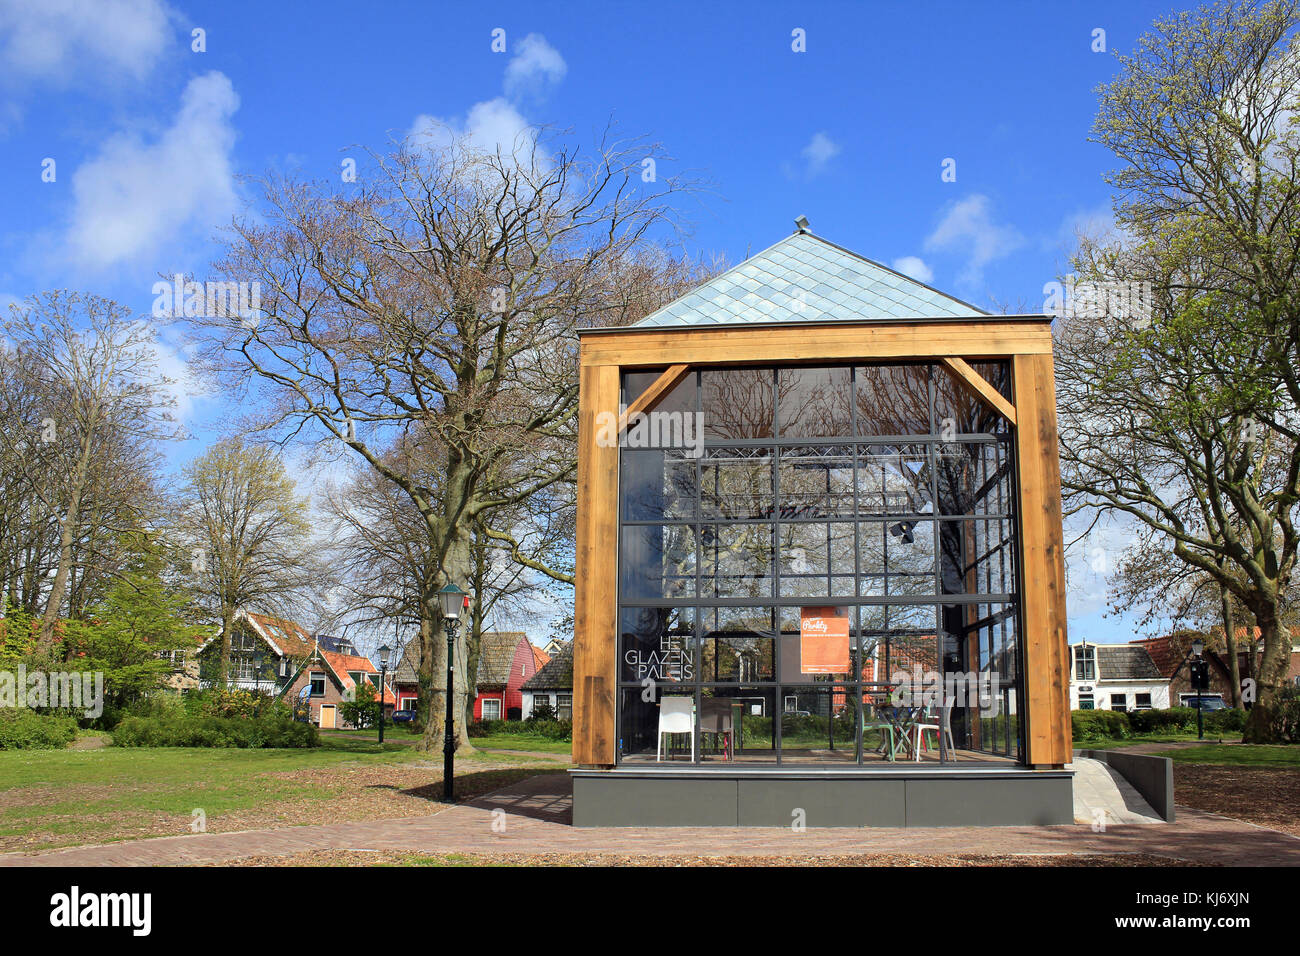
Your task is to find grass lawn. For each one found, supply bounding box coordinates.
[322,728,571,756]
[1124,743,1300,837]
[467,735,571,754]
[1148,743,1298,767]
[1074,732,1234,749]
[0,735,555,854]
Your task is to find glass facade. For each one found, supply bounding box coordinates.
[617,363,1023,764]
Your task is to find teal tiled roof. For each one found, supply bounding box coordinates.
[635,230,985,327]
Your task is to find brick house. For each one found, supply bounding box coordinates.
[1131,632,1237,706]
[197,611,392,727]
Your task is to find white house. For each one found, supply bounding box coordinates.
[1068,641,1170,711]
[520,642,573,720]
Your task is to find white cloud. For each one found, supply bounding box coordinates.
[143,324,206,424]
[410,97,536,160]
[410,34,566,165]
[800,132,840,177]
[891,256,933,284]
[923,194,1023,285]
[0,0,174,86]
[503,33,566,101]
[65,71,239,270]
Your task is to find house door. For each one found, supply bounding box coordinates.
[319,704,336,729]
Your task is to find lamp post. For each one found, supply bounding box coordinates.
[438,582,468,801]
[1191,638,1206,740]
[376,643,391,744]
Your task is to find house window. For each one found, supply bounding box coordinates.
[1110,694,1127,711]
[1074,645,1096,681]
[232,657,257,681]
[1078,695,1094,710]
[482,699,502,721]
[534,694,551,710]
[1135,693,1152,709]
[310,673,326,697]
[556,694,572,721]
[399,696,417,710]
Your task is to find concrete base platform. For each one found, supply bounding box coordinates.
[571,765,1074,828]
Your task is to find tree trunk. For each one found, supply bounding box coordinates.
[219,605,234,686]
[39,492,80,652]
[1220,585,1242,708]
[416,609,434,734]
[1242,604,1290,743]
[420,609,475,755]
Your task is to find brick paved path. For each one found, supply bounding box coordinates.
[3,772,1297,867]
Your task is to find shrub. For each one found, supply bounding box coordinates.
[0,710,78,749]
[184,688,290,721]
[1128,706,1197,734]
[1071,708,1130,741]
[1269,684,1300,743]
[111,714,319,748]
[528,700,557,722]
[340,682,379,729]
[468,718,571,741]
[1202,707,1247,734]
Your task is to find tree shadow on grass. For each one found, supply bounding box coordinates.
[363,768,561,810]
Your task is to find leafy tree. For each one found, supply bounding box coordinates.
[1059,0,1300,740]
[340,680,379,729]
[63,560,211,713]
[180,438,318,684]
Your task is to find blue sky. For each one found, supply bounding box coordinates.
[0,0,1186,643]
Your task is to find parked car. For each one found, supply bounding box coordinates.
[1185,697,1228,712]
[390,709,418,723]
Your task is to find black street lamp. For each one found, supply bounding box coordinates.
[376,642,392,745]
[438,582,468,801]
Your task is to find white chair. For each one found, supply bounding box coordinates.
[657,696,695,761]
[913,697,954,762]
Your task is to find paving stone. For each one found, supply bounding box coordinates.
[2,772,1297,867]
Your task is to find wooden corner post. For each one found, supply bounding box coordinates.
[572,359,619,767]
[1013,352,1072,767]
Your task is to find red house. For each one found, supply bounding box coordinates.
[473,631,541,721]
[389,631,546,721]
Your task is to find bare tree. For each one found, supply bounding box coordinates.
[179,437,319,683]
[1,292,178,649]
[195,127,701,752]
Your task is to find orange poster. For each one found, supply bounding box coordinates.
[800,606,850,674]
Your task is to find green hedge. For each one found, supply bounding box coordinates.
[1071,708,1131,741]
[111,715,319,748]
[0,710,78,750]
[1128,706,1197,734]
[1269,685,1300,743]
[468,718,572,741]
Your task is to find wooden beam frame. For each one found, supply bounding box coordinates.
[572,318,1070,770]
[939,357,1017,426]
[617,363,691,434]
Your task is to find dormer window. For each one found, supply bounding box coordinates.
[1074,645,1096,682]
